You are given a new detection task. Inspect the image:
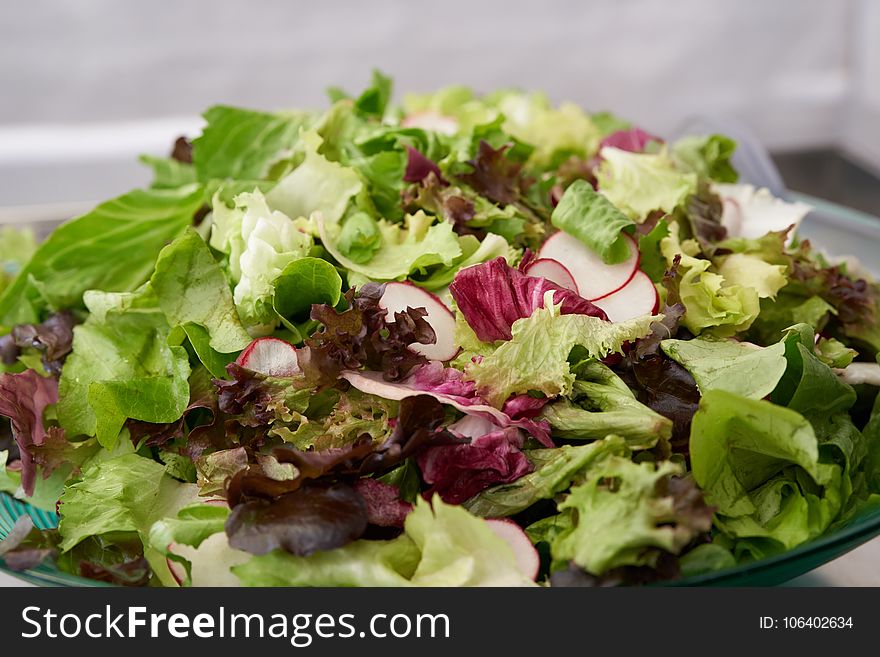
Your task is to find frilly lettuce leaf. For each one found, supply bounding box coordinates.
[661,223,760,336]
[597,147,697,221]
[550,455,710,574]
[464,436,629,518]
[211,189,314,335]
[318,210,461,282]
[465,293,659,406]
[486,91,601,166]
[265,130,363,224]
[715,253,787,300]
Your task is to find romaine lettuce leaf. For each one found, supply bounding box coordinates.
[0,185,205,326]
[661,336,788,399]
[192,105,309,182]
[550,180,634,264]
[690,389,845,556]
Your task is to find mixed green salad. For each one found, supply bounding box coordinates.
[2,72,880,587]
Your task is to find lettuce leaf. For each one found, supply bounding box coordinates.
[550,180,634,264]
[672,134,738,183]
[661,336,788,399]
[318,210,461,282]
[265,130,363,224]
[464,436,629,518]
[0,185,205,326]
[690,390,845,556]
[596,147,697,221]
[192,105,309,182]
[465,293,659,406]
[539,361,672,449]
[150,229,252,353]
[58,453,199,585]
[660,223,760,336]
[57,290,190,448]
[550,456,711,574]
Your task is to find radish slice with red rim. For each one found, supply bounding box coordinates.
[485,518,540,580]
[236,337,300,376]
[591,270,659,323]
[538,231,639,301]
[379,282,458,361]
[523,258,579,294]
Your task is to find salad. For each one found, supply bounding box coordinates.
[1,72,880,587]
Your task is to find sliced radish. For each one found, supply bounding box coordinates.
[591,270,659,322]
[236,337,300,377]
[523,258,579,294]
[401,110,459,136]
[486,518,540,581]
[379,282,457,361]
[538,231,639,300]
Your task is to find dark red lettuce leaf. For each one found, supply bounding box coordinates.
[225,395,462,506]
[60,533,151,586]
[550,553,681,587]
[402,172,477,234]
[459,140,530,206]
[225,482,368,557]
[0,370,58,495]
[599,128,662,153]
[171,136,193,163]
[0,311,77,376]
[417,427,532,504]
[354,478,412,527]
[306,284,435,382]
[403,146,446,184]
[450,257,607,342]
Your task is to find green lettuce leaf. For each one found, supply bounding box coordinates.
[465,294,659,406]
[139,155,197,189]
[211,190,314,334]
[550,456,704,574]
[410,233,512,291]
[233,536,419,587]
[265,130,363,224]
[550,180,634,264]
[272,257,343,326]
[463,436,629,518]
[690,389,845,556]
[715,253,787,300]
[671,134,738,183]
[0,185,205,326]
[0,450,20,494]
[661,336,788,399]
[58,453,199,585]
[0,227,37,297]
[151,229,252,353]
[747,294,834,346]
[57,289,190,447]
[192,105,309,182]
[637,218,670,282]
[660,223,760,336]
[404,496,537,586]
[318,210,461,282]
[596,147,697,221]
[540,361,671,449]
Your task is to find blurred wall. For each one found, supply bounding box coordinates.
[0,0,877,207]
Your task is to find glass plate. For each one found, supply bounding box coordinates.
[1,193,880,587]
